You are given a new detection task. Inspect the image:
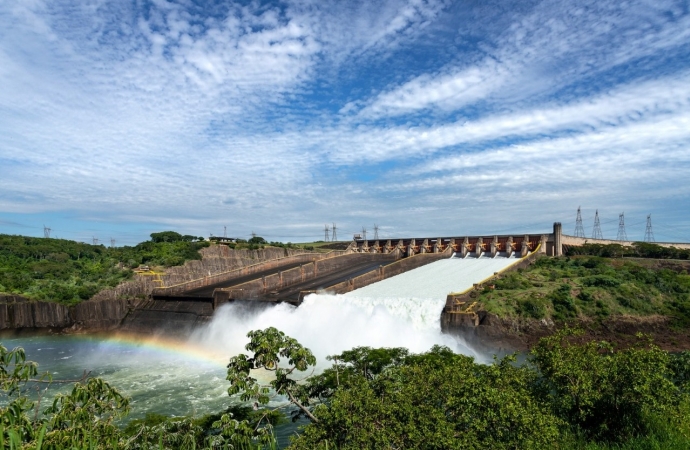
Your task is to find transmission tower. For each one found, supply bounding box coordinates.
[574,207,585,237]
[92,237,99,245]
[324,224,330,242]
[592,210,603,239]
[644,214,655,242]
[331,223,337,242]
[361,227,367,241]
[110,238,115,248]
[43,225,51,238]
[224,226,227,238]
[616,212,627,241]
[373,224,379,240]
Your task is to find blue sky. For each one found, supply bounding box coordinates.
[1,0,689,245]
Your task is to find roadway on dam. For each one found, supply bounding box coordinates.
[344,253,523,300]
[258,258,398,303]
[166,261,308,299]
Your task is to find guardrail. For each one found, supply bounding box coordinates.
[295,246,454,301]
[443,244,542,322]
[152,250,348,296]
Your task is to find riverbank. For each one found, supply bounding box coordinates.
[449,312,690,353]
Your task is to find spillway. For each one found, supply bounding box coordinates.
[344,253,522,300]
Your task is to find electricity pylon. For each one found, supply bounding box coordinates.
[592,210,603,239]
[644,214,655,242]
[574,207,585,237]
[616,213,627,241]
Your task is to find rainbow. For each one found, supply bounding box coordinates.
[69,332,230,367]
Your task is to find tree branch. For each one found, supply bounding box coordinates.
[286,388,319,423]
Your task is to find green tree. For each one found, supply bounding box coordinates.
[529,328,682,441]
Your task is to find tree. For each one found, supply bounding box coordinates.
[225,329,561,449]
[529,328,681,441]
[149,231,183,243]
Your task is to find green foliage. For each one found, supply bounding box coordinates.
[248,236,267,245]
[530,329,682,441]
[291,348,561,450]
[478,255,690,324]
[518,297,547,319]
[225,327,318,426]
[3,331,690,449]
[0,233,209,304]
[567,242,690,260]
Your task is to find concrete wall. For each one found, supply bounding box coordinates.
[0,295,130,331]
[312,251,450,296]
[440,247,542,332]
[153,250,347,296]
[217,253,398,303]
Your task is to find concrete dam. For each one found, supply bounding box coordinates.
[117,227,558,333]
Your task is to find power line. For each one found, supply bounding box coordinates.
[616,212,627,241]
[574,207,585,237]
[592,210,603,239]
[644,214,655,243]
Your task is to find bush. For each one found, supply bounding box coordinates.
[583,275,621,288]
[519,298,547,319]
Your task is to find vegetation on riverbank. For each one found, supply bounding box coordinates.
[0,233,209,304]
[477,246,690,326]
[2,328,689,449]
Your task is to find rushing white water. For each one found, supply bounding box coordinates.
[193,254,524,364]
[348,253,521,299]
[194,295,475,364]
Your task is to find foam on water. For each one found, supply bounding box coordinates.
[193,254,526,363]
[193,293,480,364]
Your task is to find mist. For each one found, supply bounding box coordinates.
[191,293,482,366]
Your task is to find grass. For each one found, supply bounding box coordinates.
[477,255,690,324]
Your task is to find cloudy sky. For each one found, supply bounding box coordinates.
[1,0,689,245]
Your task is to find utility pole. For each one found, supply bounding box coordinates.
[616,212,627,241]
[592,210,603,239]
[644,214,655,242]
[324,224,330,242]
[331,223,337,242]
[373,224,379,240]
[574,207,585,238]
[361,227,367,241]
[43,225,51,238]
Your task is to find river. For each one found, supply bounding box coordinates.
[2,257,509,446]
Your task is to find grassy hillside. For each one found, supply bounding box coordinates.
[0,234,209,304]
[478,255,690,326]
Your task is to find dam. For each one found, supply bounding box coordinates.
[113,226,554,333]
[12,220,689,335]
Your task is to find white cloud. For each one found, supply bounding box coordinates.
[0,0,689,243]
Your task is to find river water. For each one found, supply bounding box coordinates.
[2,255,520,445]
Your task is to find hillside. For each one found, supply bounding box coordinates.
[0,233,209,304]
[479,255,690,326]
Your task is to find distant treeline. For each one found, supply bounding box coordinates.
[566,242,690,260]
[0,232,209,304]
